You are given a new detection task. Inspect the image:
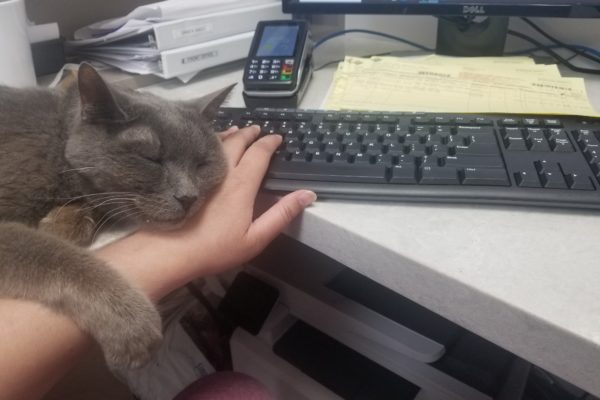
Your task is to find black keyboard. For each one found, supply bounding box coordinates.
[215,108,600,210]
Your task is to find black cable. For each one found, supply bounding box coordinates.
[520,17,600,65]
[313,29,434,52]
[438,15,600,74]
[507,29,600,75]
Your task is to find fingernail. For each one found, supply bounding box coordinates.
[227,125,239,133]
[298,190,317,207]
[270,134,283,143]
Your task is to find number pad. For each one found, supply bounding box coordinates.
[247,58,295,82]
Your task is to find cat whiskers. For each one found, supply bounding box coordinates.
[80,196,138,213]
[91,204,142,243]
[53,192,138,218]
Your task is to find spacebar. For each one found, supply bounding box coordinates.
[269,160,387,183]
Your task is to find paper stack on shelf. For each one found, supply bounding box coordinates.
[325,55,600,117]
[68,0,286,82]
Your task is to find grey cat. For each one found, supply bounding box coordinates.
[0,64,232,369]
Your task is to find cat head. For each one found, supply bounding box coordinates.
[65,63,232,227]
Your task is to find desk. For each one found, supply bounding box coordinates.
[141,58,600,396]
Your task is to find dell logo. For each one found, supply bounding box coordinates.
[463,5,486,14]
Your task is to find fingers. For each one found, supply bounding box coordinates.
[246,190,316,253]
[217,125,239,141]
[221,125,261,167]
[235,134,283,196]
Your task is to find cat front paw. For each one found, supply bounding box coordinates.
[95,295,164,370]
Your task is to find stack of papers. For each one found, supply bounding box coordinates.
[68,0,282,82]
[325,55,600,117]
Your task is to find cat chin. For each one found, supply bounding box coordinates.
[139,217,188,231]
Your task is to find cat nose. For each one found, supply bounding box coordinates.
[174,195,197,212]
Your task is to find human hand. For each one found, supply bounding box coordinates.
[96,125,315,299]
[167,125,316,276]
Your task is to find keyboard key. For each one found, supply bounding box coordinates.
[390,165,417,184]
[216,110,232,120]
[333,152,350,163]
[456,126,495,136]
[380,114,399,124]
[434,126,453,136]
[322,113,338,122]
[574,129,600,152]
[375,154,395,167]
[291,151,308,162]
[413,115,432,124]
[442,155,504,168]
[293,112,312,122]
[474,117,493,126]
[525,128,551,152]
[585,148,600,164]
[453,143,500,156]
[564,173,594,190]
[403,134,421,145]
[397,154,416,165]
[429,144,449,155]
[544,119,562,127]
[420,167,459,185]
[421,155,440,167]
[341,113,360,122]
[523,118,540,126]
[434,116,451,124]
[285,139,302,152]
[273,111,292,120]
[499,118,520,126]
[534,161,567,189]
[514,171,542,188]
[504,136,528,151]
[547,129,574,152]
[354,153,371,164]
[305,140,322,153]
[269,159,387,183]
[540,171,567,189]
[311,151,329,163]
[461,168,509,186]
[453,116,473,125]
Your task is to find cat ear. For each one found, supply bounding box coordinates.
[193,84,236,120]
[78,63,131,124]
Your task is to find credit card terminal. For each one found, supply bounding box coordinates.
[243,20,312,108]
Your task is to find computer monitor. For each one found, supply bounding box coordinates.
[282,0,600,56]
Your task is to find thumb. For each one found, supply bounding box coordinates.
[246,190,316,252]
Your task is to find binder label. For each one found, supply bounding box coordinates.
[172,23,213,40]
[181,50,218,65]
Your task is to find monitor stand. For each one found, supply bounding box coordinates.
[436,16,509,57]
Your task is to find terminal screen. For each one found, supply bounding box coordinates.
[256,25,300,57]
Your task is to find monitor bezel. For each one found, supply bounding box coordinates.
[282,1,600,18]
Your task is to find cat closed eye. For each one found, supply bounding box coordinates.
[141,155,163,164]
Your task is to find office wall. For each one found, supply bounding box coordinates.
[25,0,154,38]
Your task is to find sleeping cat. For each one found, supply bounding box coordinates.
[0,64,232,369]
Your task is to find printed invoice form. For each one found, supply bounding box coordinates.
[325,55,600,117]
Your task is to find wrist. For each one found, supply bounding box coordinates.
[94,229,202,300]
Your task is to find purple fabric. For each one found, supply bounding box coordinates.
[173,372,274,400]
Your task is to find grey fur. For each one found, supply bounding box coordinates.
[0,64,232,369]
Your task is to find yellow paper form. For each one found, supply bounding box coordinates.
[325,56,600,117]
